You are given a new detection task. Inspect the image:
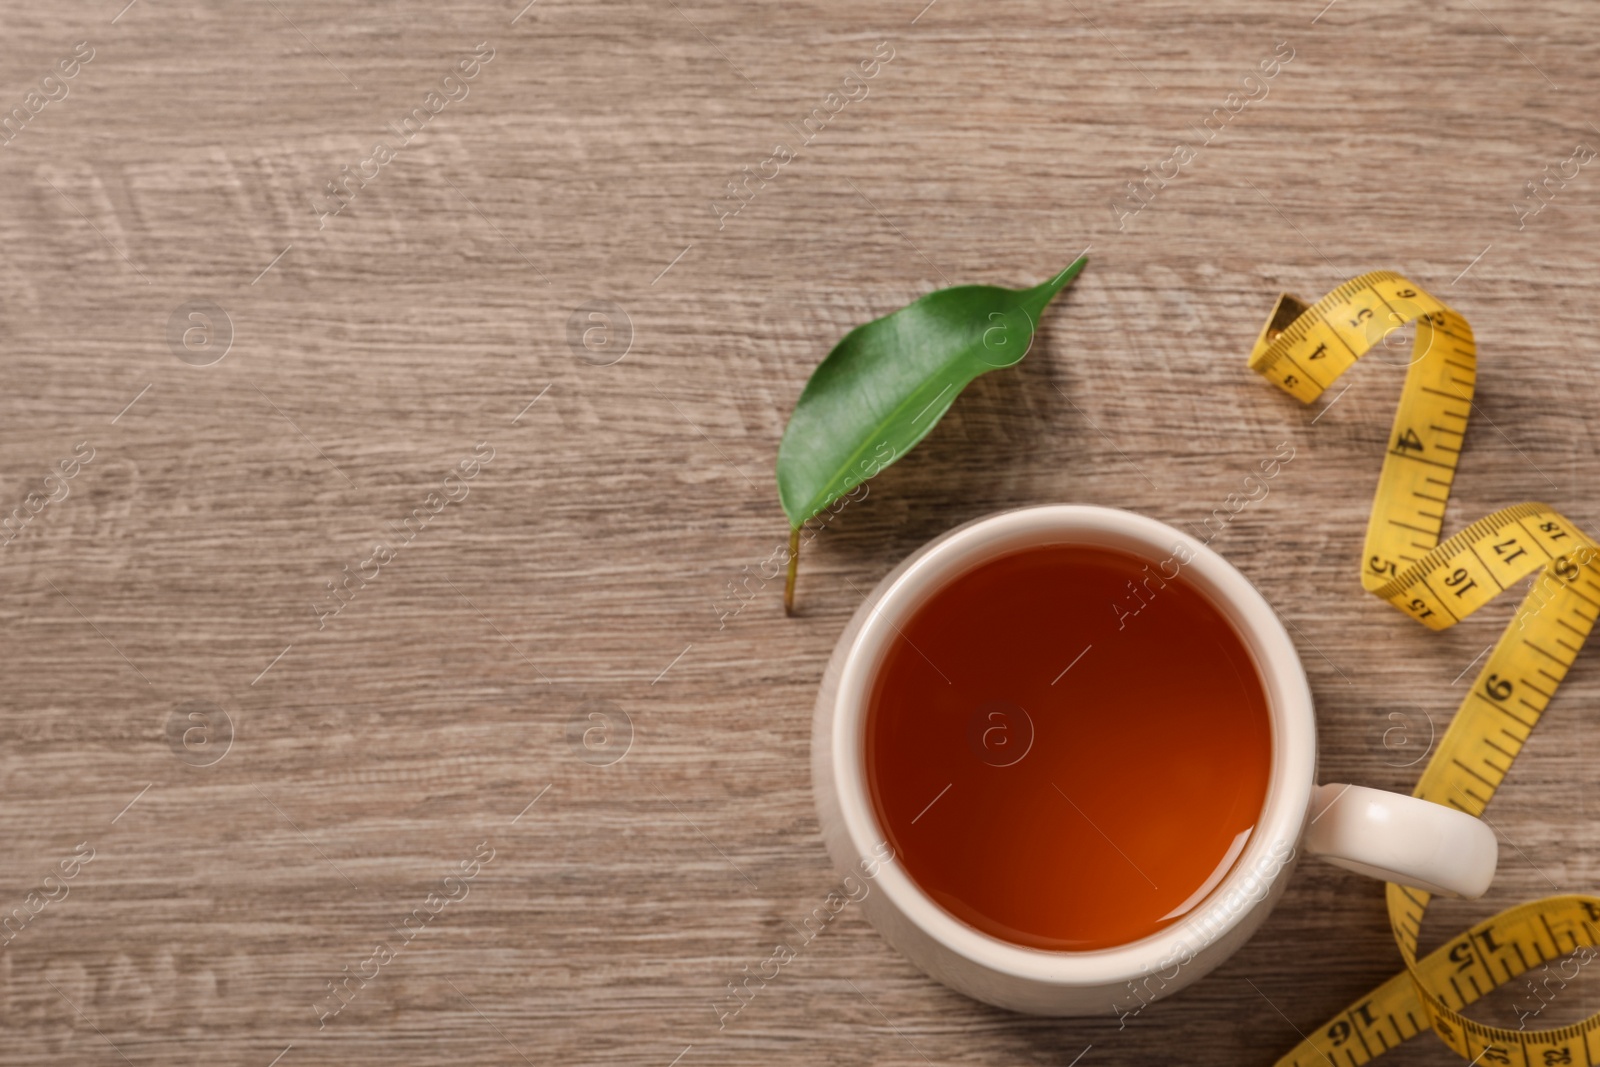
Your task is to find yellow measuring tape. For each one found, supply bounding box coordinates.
[1251,271,1600,1066]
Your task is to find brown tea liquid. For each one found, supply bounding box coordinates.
[865,542,1272,951]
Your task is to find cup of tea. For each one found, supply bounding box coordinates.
[811,504,1497,1015]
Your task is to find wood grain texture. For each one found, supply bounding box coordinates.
[1,1,1597,1063]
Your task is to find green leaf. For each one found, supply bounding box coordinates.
[776,256,1086,528]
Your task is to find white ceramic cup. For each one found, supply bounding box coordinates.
[811,504,1497,1016]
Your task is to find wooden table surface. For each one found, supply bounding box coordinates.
[2,1,1597,1064]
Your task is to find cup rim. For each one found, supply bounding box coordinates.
[827,504,1315,988]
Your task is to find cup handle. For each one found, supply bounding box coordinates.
[1302,783,1498,899]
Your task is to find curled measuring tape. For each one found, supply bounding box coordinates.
[1251,271,1600,1066]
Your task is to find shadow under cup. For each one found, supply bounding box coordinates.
[862,539,1273,953]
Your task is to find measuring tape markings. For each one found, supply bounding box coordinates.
[1250,271,1600,1066]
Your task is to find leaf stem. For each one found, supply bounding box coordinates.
[783,526,800,617]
